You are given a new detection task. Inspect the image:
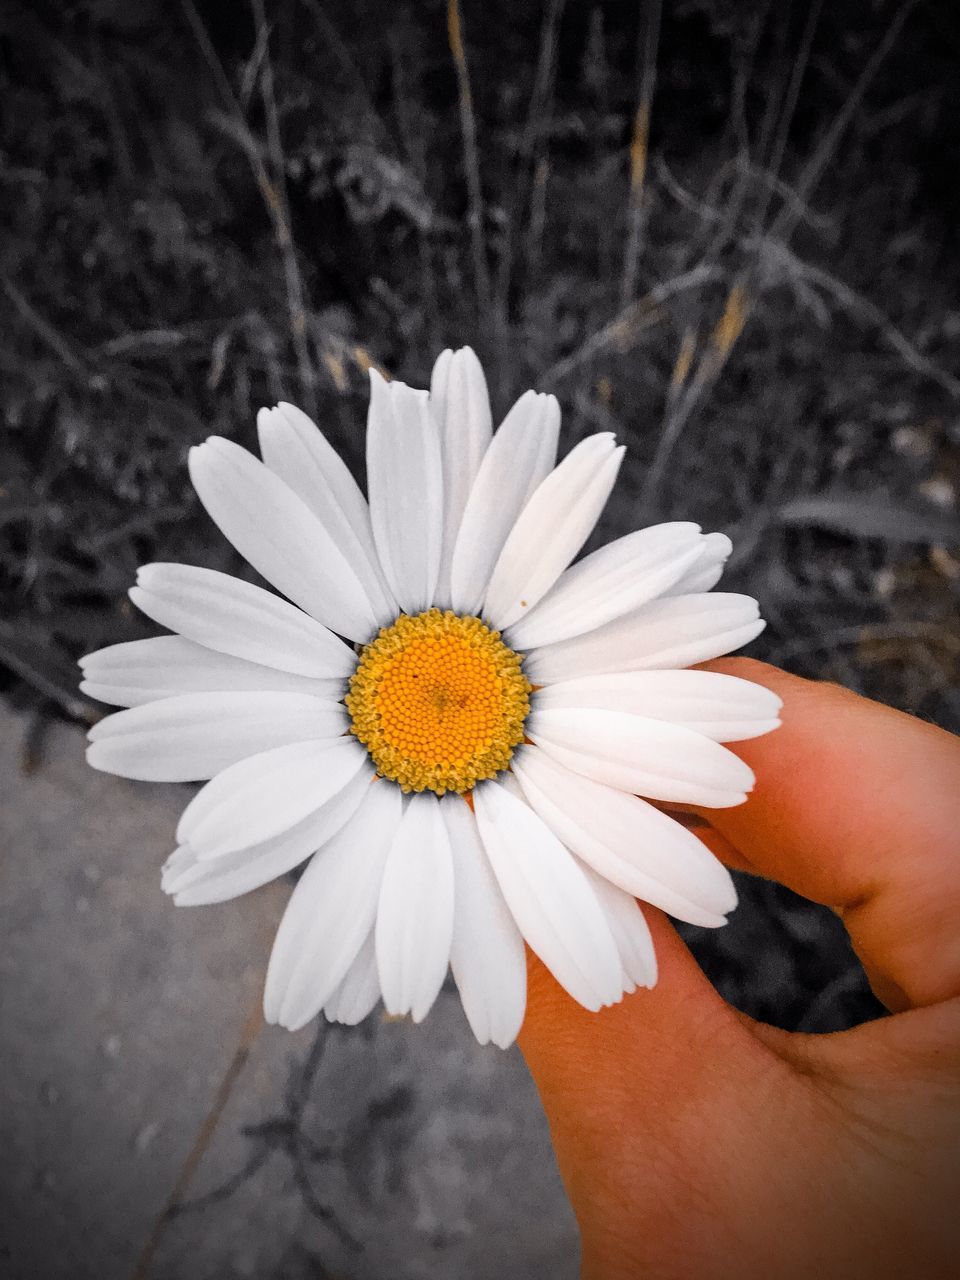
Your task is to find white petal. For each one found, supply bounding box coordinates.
[79,636,344,707]
[257,403,396,624]
[483,435,624,630]
[533,669,782,742]
[511,745,736,926]
[188,437,379,641]
[366,371,443,614]
[430,347,494,610]
[441,793,527,1049]
[449,391,560,615]
[523,593,765,684]
[527,707,755,808]
[664,531,732,595]
[177,735,368,858]
[165,764,372,905]
[323,929,381,1026]
[130,563,355,678]
[86,691,346,782]
[505,522,704,650]
[429,348,453,413]
[376,792,454,1022]
[578,863,657,992]
[472,779,622,1011]
[266,780,401,1030]
[161,845,196,883]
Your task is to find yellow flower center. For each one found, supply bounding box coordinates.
[346,609,531,795]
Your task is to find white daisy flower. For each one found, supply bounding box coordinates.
[81,348,780,1049]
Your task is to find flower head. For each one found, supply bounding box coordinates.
[81,347,780,1048]
[346,608,531,795]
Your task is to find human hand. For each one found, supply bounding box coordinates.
[519,659,960,1280]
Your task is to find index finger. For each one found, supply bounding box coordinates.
[699,659,960,1009]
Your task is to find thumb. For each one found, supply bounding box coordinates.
[519,910,776,1205]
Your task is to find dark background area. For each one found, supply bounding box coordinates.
[1,0,959,1274]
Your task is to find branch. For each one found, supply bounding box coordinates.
[447,0,492,318]
[250,0,317,419]
[620,0,662,306]
[541,263,723,387]
[761,240,960,399]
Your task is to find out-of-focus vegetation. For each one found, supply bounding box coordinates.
[2,0,958,1031]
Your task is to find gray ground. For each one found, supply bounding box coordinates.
[0,705,577,1280]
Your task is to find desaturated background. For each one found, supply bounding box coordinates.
[2,1,959,1277]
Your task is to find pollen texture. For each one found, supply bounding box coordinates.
[346,609,531,795]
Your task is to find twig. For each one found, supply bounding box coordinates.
[759,243,960,399]
[238,17,270,114]
[300,0,391,149]
[742,163,834,234]
[20,705,58,775]
[447,0,492,318]
[664,326,697,417]
[169,1143,273,1217]
[519,0,564,207]
[81,503,193,553]
[754,0,824,233]
[180,0,317,418]
[495,0,565,308]
[96,328,191,357]
[178,0,238,114]
[541,262,723,386]
[656,154,834,238]
[387,24,441,353]
[642,275,750,510]
[769,0,918,246]
[249,0,317,420]
[284,1024,360,1251]
[653,156,725,224]
[2,272,87,374]
[728,0,771,159]
[524,155,550,277]
[620,0,661,307]
[645,3,918,513]
[696,4,770,269]
[753,0,789,166]
[92,34,135,185]
[0,624,97,725]
[129,1001,265,1280]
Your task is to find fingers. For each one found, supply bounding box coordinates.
[518,913,793,1270]
[520,911,746,1102]
[699,659,960,1009]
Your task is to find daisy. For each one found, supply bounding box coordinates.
[81,348,780,1048]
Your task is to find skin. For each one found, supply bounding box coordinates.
[518,659,960,1280]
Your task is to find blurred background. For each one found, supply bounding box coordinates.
[2,0,958,1276]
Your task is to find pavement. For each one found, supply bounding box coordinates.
[0,705,577,1280]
